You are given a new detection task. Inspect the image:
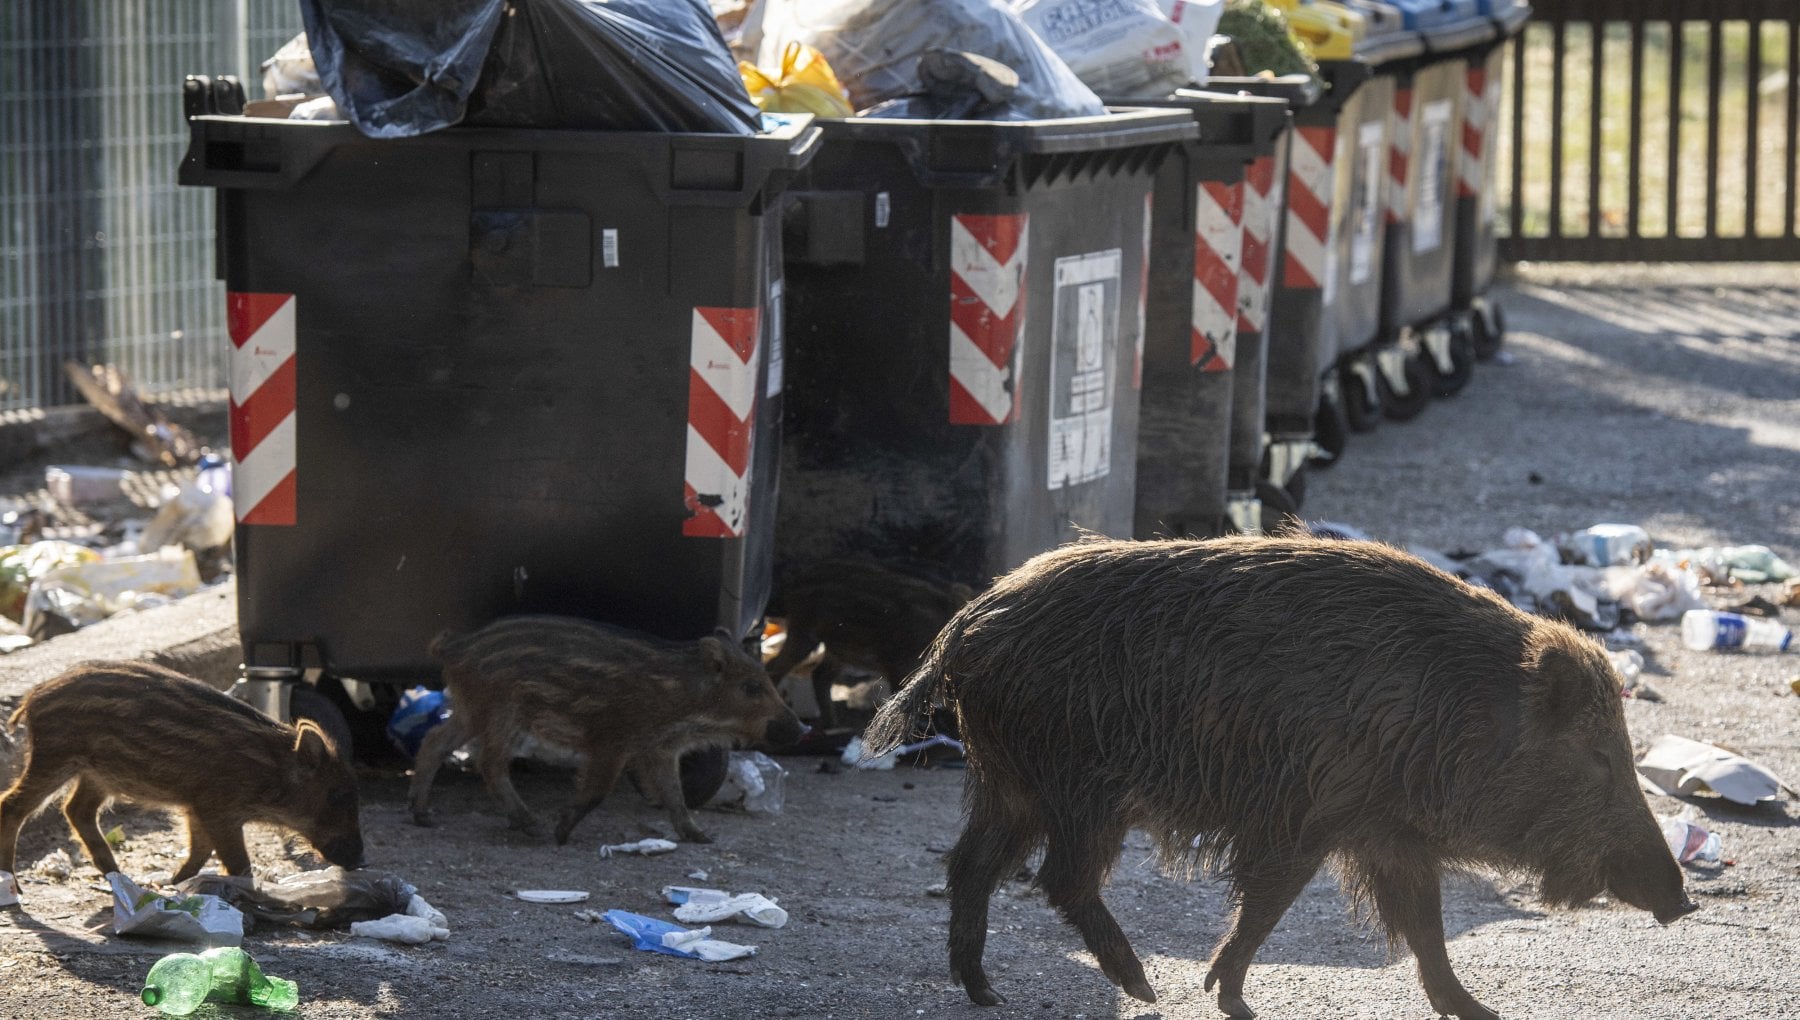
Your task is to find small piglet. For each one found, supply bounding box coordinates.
[865,535,1694,1020]
[766,557,975,728]
[0,660,364,883]
[409,616,805,845]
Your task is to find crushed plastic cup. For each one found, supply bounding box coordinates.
[1568,524,1652,566]
[0,870,18,907]
[1659,817,1722,864]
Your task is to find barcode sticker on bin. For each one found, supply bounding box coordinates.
[602,229,619,268]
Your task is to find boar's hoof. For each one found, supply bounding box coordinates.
[509,815,547,840]
[1655,898,1699,925]
[1428,990,1499,1020]
[677,827,714,845]
[1215,991,1254,1018]
[962,982,1005,1007]
[410,811,436,829]
[1122,977,1158,1004]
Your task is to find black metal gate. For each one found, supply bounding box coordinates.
[1501,0,1800,261]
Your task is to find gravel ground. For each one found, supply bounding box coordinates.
[2,265,1798,1019]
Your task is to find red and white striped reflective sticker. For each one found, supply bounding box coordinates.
[1459,65,1493,199]
[1388,87,1414,223]
[1191,180,1243,372]
[684,307,761,538]
[228,292,297,526]
[948,213,1028,425]
[1238,151,1284,335]
[1282,125,1335,290]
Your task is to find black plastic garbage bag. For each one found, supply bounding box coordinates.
[301,0,760,138]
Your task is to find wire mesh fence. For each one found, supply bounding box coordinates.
[1,0,302,415]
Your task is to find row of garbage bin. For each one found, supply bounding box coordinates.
[177,0,1531,692]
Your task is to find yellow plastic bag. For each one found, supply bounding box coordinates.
[739,42,854,119]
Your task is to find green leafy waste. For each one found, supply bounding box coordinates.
[1218,0,1322,80]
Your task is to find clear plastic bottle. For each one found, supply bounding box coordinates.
[141,947,299,1015]
[1680,609,1793,652]
[1659,817,1722,864]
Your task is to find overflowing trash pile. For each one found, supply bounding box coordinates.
[1,366,232,653]
[239,0,1322,134]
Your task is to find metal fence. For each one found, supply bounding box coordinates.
[1,0,301,415]
[1500,0,1800,261]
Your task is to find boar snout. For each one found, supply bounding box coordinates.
[1605,826,1694,925]
[764,711,807,747]
[318,835,365,871]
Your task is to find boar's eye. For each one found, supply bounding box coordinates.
[1589,749,1615,785]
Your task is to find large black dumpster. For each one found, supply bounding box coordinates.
[180,83,818,684]
[777,110,1194,588]
[1453,1,1532,358]
[1109,91,1291,539]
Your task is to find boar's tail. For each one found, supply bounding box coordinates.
[861,632,955,758]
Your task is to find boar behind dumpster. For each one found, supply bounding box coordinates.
[766,557,975,728]
[0,661,364,883]
[863,536,1694,1020]
[409,616,805,844]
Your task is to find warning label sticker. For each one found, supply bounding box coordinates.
[1414,99,1454,254]
[1048,248,1121,491]
[1349,120,1385,285]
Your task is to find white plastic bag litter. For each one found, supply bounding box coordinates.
[1157,0,1222,85]
[707,751,788,813]
[598,838,679,858]
[109,872,244,946]
[350,913,450,944]
[1637,734,1793,806]
[1602,562,1707,622]
[664,887,790,928]
[749,0,1107,119]
[1014,0,1192,97]
[663,925,757,961]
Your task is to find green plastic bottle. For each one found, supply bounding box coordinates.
[140,946,299,1015]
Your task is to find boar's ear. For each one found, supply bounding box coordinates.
[1523,633,1603,722]
[698,635,730,675]
[293,719,342,762]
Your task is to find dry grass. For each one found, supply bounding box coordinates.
[1497,18,1797,240]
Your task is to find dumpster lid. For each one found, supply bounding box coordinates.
[1266,0,1364,62]
[1196,75,1324,111]
[1487,0,1531,39]
[1107,91,1290,152]
[821,107,1197,157]
[1347,2,1428,65]
[1424,17,1500,54]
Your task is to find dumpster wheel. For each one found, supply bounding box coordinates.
[1377,348,1432,422]
[1471,298,1506,360]
[1311,391,1349,468]
[1427,319,1478,399]
[1339,359,1382,433]
[1254,479,1301,535]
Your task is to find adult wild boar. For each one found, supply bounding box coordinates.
[410,616,805,845]
[863,536,1693,1020]
[1,661,364,884]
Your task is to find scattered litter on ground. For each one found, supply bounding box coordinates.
[687,869,709,881]
[1659,815,1724,865]
[1680,609,1793,653]
[0,871,17,907]
[63,362,206,468]
[598,838,679,858]
[841,735,896,770]
[1659,546,1795,586]
[349,912,449,945]
[30,848,73,882]
[182,867,433,931]
[664,886,788,928]
[109,872,245,945]
[707,751,788,813]
[603,909,756,961]
[141,945,296,1015]
[573,909,605,923]
[925,882,947,898]
[1638,734,1794,806]
[514,890,589,904]
[103,825,127,849]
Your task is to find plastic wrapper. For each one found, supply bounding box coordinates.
[706,750,788,813]
[385,686,451,759]
[261,33,323,98]
[1158,0,1224,84]
[109,872,245,946]
[0,541,100,622]
[1015,0,1193,98]
[741,41,855,117]
[300,0,761,138]
[749,0,1106,120]
[180,867,425,930]
[603,910,756,961]
[20,547,202,638]
[1638,734,1793,806]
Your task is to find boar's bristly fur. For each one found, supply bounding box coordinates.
[0,660,364,883]
[409,615,805,845]
[863,535,1693,1020]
